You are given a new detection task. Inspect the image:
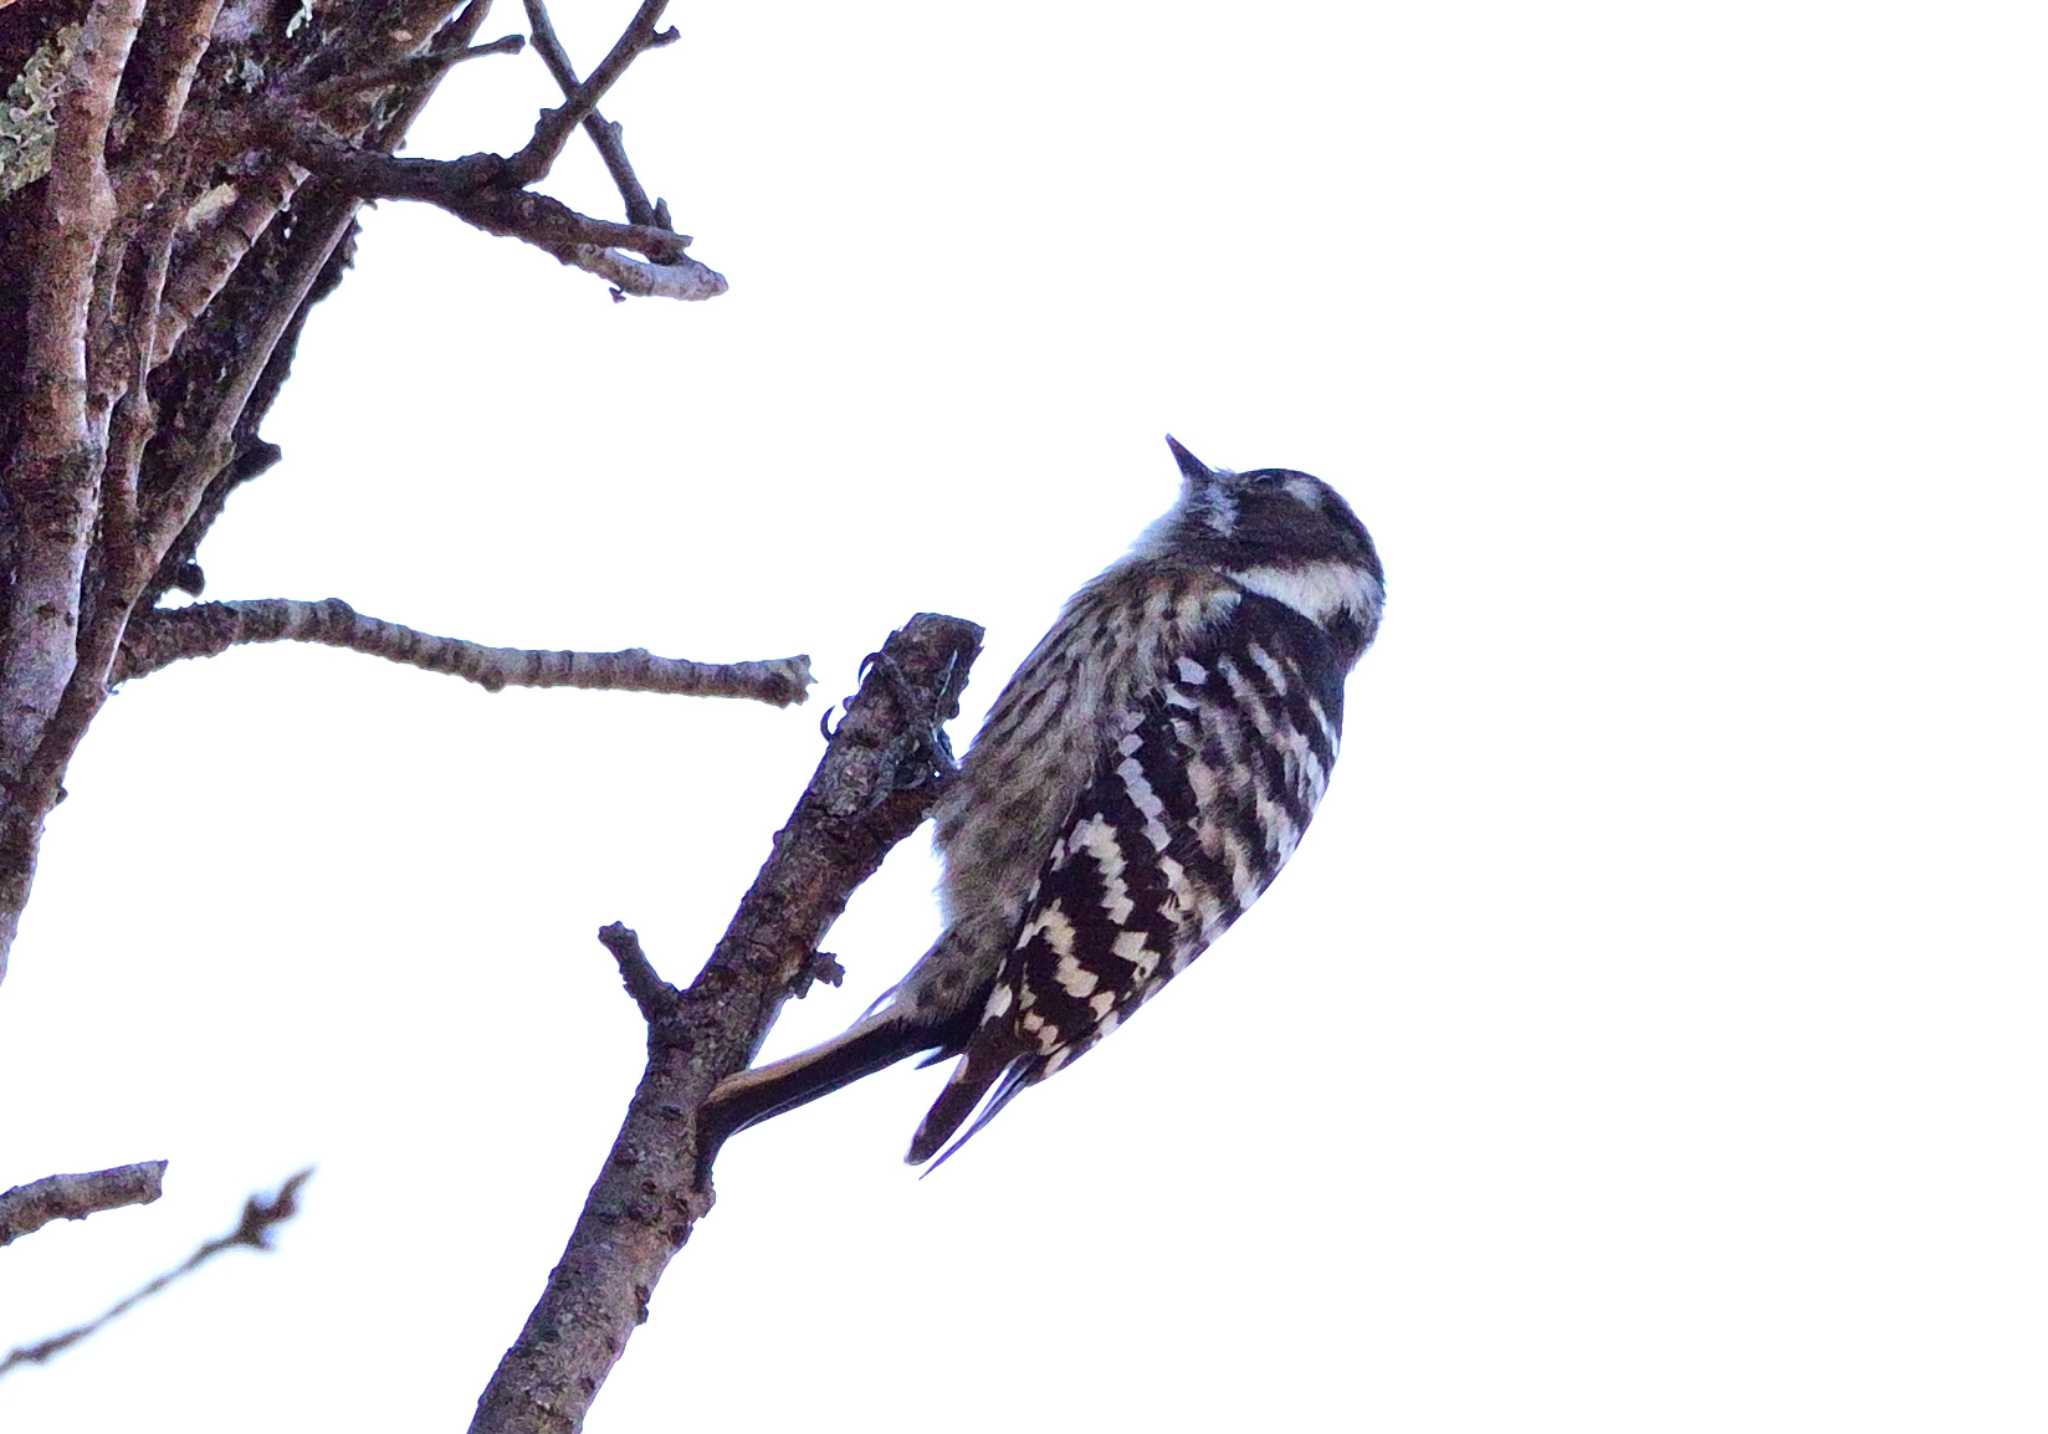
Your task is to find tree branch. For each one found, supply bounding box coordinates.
[503,0,676,188]
[146,158,311,367]
[134,5,489,588]
[0,1161,167,1247]
[0,1169,310,1380]
[549,241,725,301]
[102,182,191,563]
[300,34,528,109]
[467,612,983,1434]
[116,598,813,705]
[597,921,676,1024]
[133,2,484,560]
[0,0,146,785]
[520,0,669,228]
[263,114,712,275]
[127,0,226,151]
[138,7,497,368]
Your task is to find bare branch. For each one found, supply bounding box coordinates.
[0,1169,310,1380]
[12,0,141,447]
[127,0,226,150]
[0,0,146,784]
[116,598,812,705]
[0,1162,167,1247]
[547,242,726,301]
[138,3,490,558]
[103,189,190,562]
[148,159,310,366]
[503,0,676,188]
[521,0,668,227]
[597,922,677,1023]
[299,34,528,110]
[468,613,982,1434]
[142,9,495,368]
[3,5,493,989]
[263,115,701,266]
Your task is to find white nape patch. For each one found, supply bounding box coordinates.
[1283,476,1323,507]
[1230,560,1383,626]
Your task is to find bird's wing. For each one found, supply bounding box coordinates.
[907,592,1347,1166]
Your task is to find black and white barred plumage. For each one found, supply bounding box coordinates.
[706,437,1383,1165]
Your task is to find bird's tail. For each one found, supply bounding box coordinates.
[701,1004,973,1154]
[905,1032,1036,1169]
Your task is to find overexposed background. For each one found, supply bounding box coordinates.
[4,2,2044,1429]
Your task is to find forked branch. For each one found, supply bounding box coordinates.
[467,612,982,1434]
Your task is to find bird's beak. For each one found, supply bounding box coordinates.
[1165,434,1212,487]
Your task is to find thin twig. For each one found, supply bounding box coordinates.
[0,1170,310,1380]
[142,6,494,366]
[102,185,191,562]
[299,34,527,109]
[147,158,310,366]
[597,923,676,1023]
[3,4,491,989]
[135,3,495,582]
[547,242,725,301]
[503,0,676,188]
[521,0,667,227]
[116,598,813,705]
[262,116,700,265]
[0,1162,167,1247]
[468,613,982,1434]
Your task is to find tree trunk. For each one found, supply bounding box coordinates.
[0,0,729,982]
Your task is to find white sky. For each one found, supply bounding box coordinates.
[4,3,2045,1430]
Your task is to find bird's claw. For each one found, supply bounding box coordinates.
[863,649,959,791]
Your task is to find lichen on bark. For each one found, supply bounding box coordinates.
[0,22,78,199]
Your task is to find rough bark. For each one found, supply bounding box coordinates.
[0,1160,166,1246]
[0,10,977,1431]
[468,612,983,1434]
[0,0,731,983]
[118,598,811,704]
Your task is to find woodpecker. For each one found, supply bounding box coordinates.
[706,437,1384,1166]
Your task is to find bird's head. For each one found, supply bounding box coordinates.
[1137,436,1384,665]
